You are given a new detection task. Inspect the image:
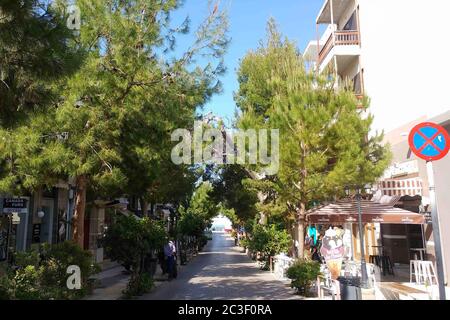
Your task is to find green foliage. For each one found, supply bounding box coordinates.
[12,265,41,300]
[0,0,81,127]
[286,260,321,296]
[102,215,166,297]
[0,0,81,195]
[14,250,40,269]
[0,0,229,247]
[103,215,166,270]
[211,165,258,224]
[38,241,100,299]
[247,223,291,269]
[123,273,154,298]
[0,273,11,300]
[177,209,206,239]
[178,182,217,237]
[235,19,391,257]
[4,242,99,300]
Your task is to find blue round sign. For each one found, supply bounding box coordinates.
[408,122,450,161]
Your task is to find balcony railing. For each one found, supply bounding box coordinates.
[318,30,360,66]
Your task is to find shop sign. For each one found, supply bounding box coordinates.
[382,160,419,179]
[32,224,41,243]
[2,198,27,214]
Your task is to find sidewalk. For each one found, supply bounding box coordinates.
[85,255,199,300]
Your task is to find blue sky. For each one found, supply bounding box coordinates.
[170,0,325,126]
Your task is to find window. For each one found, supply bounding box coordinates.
[343,11,357,31]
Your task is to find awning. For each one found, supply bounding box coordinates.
[306,200,425,225]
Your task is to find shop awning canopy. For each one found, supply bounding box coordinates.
[306,200,425,225]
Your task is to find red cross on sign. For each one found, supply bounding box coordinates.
[408,122,450,161]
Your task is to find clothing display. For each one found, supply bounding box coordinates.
[307,225,318,246]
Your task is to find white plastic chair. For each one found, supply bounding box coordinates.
[410,260,437,285]
[410,260,423,284]
[420,261,437,286]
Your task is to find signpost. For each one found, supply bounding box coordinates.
[409,122,450,300]
[2,198,27,214]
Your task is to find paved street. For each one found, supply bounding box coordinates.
[140,233,301,300]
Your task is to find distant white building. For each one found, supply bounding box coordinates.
[211,214,232,232]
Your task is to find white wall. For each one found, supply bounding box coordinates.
[358,0,450,134]
[211,215,232,231]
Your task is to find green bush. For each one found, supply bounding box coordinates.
[102,215,166,297]
[39,241,100,299]
[123,273,153,298]
[12,265,41,300]
[247,224,291,269]
[286,260,321,296]
[198,235,208,251]
[14,251,40,268]
[0,263,12,300]
[5,241,99,300]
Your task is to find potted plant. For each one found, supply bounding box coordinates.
[286,259,321,296]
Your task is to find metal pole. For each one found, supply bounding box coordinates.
[357,193,368,288]
[426,161,446,300]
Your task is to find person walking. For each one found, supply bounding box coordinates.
[164,239,177,280]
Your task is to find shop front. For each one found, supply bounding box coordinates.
[0,197,31,262]
[306,199,426,287]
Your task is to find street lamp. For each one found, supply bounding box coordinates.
[345,184,372,289]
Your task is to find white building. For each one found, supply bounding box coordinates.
[211,214,232,232]
[303,1,450,293]
[303,0,450,134]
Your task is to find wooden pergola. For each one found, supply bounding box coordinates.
[306,200,425,225]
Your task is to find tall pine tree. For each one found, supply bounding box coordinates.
[53,0,228,246]
[235,20,390,257]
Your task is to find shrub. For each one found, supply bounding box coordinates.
[286,260,321,296]
[14,251,40,268]
[39,241,100,299]
[247,224,291,269]
[102,215,166,297]
[198,235,208,251]
[12,265,41,300]
[0,274,11,300]
[7,241,99,300]
[123,273,153,298]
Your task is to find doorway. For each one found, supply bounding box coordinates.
[40,198,55,244]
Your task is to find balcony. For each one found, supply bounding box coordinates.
[318,30,360,66]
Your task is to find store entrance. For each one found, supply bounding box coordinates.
[40,198,55,244]
[381,224,425,264]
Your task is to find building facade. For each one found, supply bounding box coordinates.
[303,0,450,134]
[304,0,450,284]
[380,112,450,283]
[0,183,76,262]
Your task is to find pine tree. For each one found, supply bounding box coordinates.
[235,19,391,257]
[0,0,80,194]
[52,0,228,246]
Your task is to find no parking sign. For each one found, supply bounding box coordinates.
[408,121,449,300]
[408,122,450,161]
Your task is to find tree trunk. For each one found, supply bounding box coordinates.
[72,175,87,248]
[140,198,149,216]
[296,203,306,259]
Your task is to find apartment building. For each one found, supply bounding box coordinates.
[380,111,450,284]
[304,0,450,285]
[303,0,450,134]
